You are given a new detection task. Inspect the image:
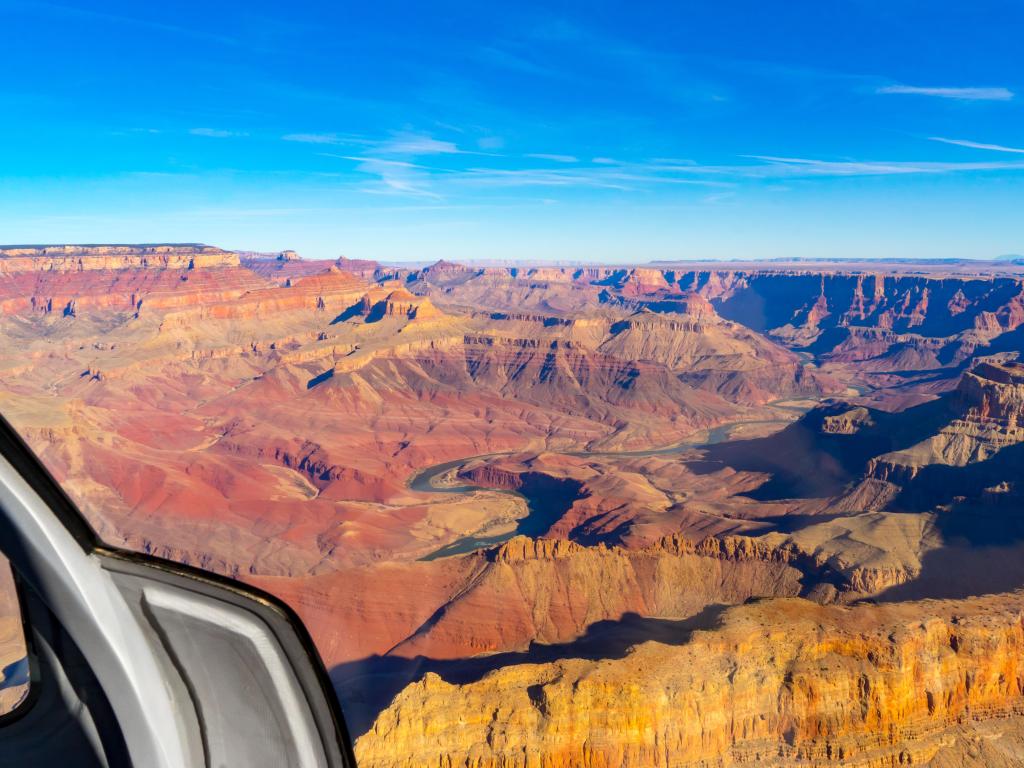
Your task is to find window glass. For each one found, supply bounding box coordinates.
[0,557,29,716]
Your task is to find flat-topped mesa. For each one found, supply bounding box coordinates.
[952,360,1024,432]
[819,405,875,435]
[334,256,382,278]
[383,289,443,320]
[618,267,673,296]
[356,287,445,321]
[426,259,470,273]
[667,290,716,316]
[968,359,1024,387]
[236,249,301,261]
[519,267,577,283]
[417,259,477,286]
[0,243,239,274]
[622,291,717,321]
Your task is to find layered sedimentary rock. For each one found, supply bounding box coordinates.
[598,308,835,404]
[357,287,444,321]
[0,243,265,317]
[6,247,1024,768]
[456,453,931,598]
[259,531,812,737]
[387,534,805,660]
[405,263,1024,406]
[239,252,339,284]
[0,243,239,272]
[417,259,478,283]
[154,267,367,325]
[408,262,1024,341]
[357,593,1024,768]
[0,247,800,581]
[333,256,391,281]
[870,360,1024,481]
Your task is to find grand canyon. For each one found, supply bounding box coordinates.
[5,243,1024,766]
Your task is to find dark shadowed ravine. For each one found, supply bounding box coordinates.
[410,402,819,560]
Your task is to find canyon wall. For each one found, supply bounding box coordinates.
[869,360,1024,481]
[0,243,264,316]
[0,243,240,272]
[410,264,1024,389]
[357,593,1024,768]
[5,249,1024,767]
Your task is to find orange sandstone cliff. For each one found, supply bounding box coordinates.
[356,593,1024,768]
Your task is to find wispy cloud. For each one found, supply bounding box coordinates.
[877,84,1013,101]
[361,179,441,198]
[525,153,579,163]
[189,128,248,138]
[649,158,699,167]
[342,156,442,198]
[299,115,1024,203]
[323,149,733,196]
[292,130,486,156]
[282,132,372,146]
[458,168,631,190]
[314,131,503,197]
[929,137,1024,154]
[319,154,433,169]
[744,155,1024,176]
[455,166,732,191]
[370,133,463,156]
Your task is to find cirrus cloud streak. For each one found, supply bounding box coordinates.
[877,84,1013,101]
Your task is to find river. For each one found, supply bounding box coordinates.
[410,399,819,560]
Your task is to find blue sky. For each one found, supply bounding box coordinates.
[2,1,1023,262]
